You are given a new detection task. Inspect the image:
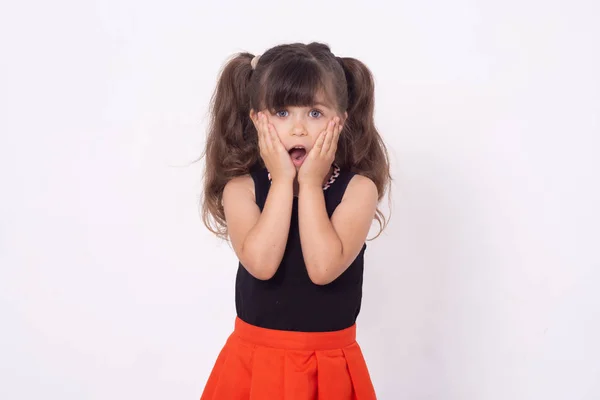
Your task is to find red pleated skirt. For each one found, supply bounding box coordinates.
[200,317,377,400]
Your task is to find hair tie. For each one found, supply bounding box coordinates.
[251,55,261,70]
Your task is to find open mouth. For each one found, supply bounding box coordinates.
[288,146,307,166]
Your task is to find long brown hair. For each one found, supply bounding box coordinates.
[201,42,391,240]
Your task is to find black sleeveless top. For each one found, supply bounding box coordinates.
[235,164,367,332]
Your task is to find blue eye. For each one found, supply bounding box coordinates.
[275,110,288,117]
[310,109,323,118]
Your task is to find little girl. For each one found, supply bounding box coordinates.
[200,42,390,400]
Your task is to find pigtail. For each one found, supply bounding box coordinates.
[201,52,259,239]
[338,57,392,237]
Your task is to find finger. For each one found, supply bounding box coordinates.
[313,128,327,154]
[261,114,274,151]
[324,118,340,159]
[321,119,335,155]
[265,116,277,143]
[267,122,281,151]
[330,117,342,155]
[262,116,275,155]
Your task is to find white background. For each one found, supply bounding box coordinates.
[1,0,599,399]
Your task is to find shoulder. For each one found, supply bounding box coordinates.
[342,173,378,204]
[223,174,255,203]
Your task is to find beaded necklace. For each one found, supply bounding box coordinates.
[267,164,341,191]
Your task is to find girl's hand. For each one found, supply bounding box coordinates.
[298,117,342,187]
[257,112,297,183]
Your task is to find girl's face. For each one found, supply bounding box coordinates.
[252,96,347,169]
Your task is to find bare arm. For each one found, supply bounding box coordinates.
[298,175,378,285]
[223,175,293,280]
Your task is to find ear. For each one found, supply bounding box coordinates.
[249,109,258,128]
[341,111,348,126]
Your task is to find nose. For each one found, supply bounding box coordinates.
[290,118,307,136]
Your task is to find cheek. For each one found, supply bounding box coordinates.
[309,120,329,137]
[268,121,286,138]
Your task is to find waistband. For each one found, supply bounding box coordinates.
[233,317,357,351]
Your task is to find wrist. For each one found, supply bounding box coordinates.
[270,177,294,188]
[298,180,323,191]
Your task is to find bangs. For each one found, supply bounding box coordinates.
[258,58,335,111]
